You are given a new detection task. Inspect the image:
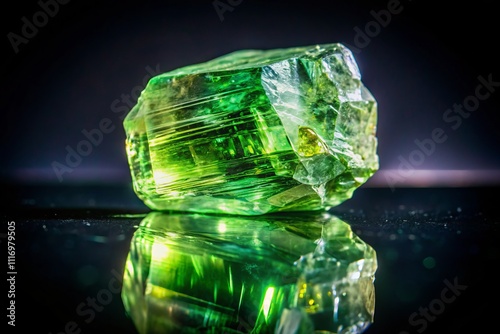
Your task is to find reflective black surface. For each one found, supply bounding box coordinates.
[3,1,500,332]
[3,184,500,333]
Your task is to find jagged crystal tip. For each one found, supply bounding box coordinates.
[124,43,378,215]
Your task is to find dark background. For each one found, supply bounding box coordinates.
[2,1,500,334]
[1,0,500,186]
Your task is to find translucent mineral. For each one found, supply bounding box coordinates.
[121,212,377,333]
[123,43,378,215]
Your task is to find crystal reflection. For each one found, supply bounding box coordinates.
[121,212,377,334]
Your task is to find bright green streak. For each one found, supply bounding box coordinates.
[121,212,378,333]
[261,287,275,321]
[123,43,378,215]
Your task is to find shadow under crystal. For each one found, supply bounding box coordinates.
[121,212,377,333]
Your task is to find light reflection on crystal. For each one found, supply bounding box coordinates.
[121,212,377,333]
[123,43,378,215]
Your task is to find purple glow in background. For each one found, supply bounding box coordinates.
[2,0,499,187]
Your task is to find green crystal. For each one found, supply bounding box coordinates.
[124,43,378,215]
[121,213,377,333]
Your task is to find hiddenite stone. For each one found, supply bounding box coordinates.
[124,43,378,215]
[121,212,377,333]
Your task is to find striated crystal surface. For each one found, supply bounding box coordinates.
[124,43,378,215]
[121,212,377,333]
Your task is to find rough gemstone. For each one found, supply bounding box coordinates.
[121,212,377,333]
[124,43,378,215]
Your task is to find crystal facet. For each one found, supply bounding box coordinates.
[124,43,378,215]
[121,213,377,333]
